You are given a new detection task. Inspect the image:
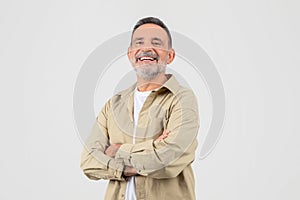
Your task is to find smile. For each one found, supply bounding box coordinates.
[138,56,156,61]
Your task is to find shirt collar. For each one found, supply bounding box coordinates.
[117,73,181,97]
[153,74,181,94]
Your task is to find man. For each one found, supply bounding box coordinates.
[80,17,200,200]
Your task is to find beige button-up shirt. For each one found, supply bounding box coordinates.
[80,74,200,200]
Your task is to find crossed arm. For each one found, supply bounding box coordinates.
[80,91,199,180]
[104,130,170,177]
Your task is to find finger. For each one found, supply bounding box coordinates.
[162,133,169,138]
[125,173,134,176]
[156,137,162,142]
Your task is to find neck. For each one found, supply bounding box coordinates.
[136,73,168,92]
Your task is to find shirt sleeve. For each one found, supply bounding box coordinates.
[80,100,126,181]
[115,88,200,179]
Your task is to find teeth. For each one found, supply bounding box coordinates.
[139,56,155,61]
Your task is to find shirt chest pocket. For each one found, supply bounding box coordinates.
[137,105,170,139]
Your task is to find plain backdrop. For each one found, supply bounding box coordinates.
[1,0,299,199]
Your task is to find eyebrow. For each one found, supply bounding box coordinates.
[152,37,163,42]
[133,37,144,42]
[132,37,165,45]
[152,37,164,44]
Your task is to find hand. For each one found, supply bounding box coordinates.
[104,143,122,158]
[124,166,138,177]
[156,130,170,142]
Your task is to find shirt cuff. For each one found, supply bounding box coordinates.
[107,158,125,180]
[115,140,154,167]
[115,143,134,166]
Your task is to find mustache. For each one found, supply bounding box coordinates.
[135,52,159,62]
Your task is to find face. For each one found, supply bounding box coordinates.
[127,23,175,80]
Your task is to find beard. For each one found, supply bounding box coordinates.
[134,63,166,81]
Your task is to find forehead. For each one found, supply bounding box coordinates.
[132,23,168,40]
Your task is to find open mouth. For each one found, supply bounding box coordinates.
[136,54,158,64]
[138,56,157,61]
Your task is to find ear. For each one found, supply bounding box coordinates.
[127,47,131,60]
[128,46,136,68]
[167,48,175,64]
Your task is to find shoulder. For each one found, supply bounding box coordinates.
[172,85,198,107]
[101,84,135,111]
[164,74,197,105]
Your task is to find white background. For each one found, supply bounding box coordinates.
[1,0,300,199]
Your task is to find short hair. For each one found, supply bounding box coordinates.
[131,17,172,48]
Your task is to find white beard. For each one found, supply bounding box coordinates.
[134,63,166,81]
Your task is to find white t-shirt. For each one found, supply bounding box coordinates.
[125,87,152,200]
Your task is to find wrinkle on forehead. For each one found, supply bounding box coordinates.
[132,27,169,50]
[132,26,168,42]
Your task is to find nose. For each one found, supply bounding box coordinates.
[141,39,156,49]
[140,44,153,52]
[141,48,153,53]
